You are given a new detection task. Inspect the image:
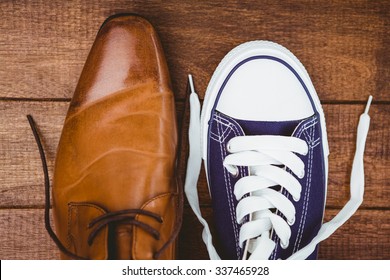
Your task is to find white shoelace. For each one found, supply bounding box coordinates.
[225,135,308,259]
[184,74,372,260]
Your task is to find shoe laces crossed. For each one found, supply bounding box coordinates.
[185,75,372,260]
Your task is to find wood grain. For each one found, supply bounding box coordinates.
[0,100,184,207]
[182,103,390,209]
[0,101,67,208]
[180,207,390,260]
[0,0,388,101]
[0,0,388,260]
[1,101,389,209]
[0,208,388,260]
[0,209,58,260]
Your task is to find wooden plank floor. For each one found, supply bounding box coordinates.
[0,0,389,260]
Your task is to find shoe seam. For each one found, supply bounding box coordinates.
[216,116,241,258]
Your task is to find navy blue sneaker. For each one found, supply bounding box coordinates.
[184,41,372,260]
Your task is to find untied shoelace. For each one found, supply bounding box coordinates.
[27,115,180,260]
[184,74,373,260]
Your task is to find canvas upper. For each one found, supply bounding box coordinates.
[184,41,372,260]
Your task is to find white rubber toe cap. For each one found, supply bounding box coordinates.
[216,58,314,121]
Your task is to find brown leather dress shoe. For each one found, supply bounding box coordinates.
[50,14,180,259]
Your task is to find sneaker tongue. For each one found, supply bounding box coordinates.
[234,118,303,136]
